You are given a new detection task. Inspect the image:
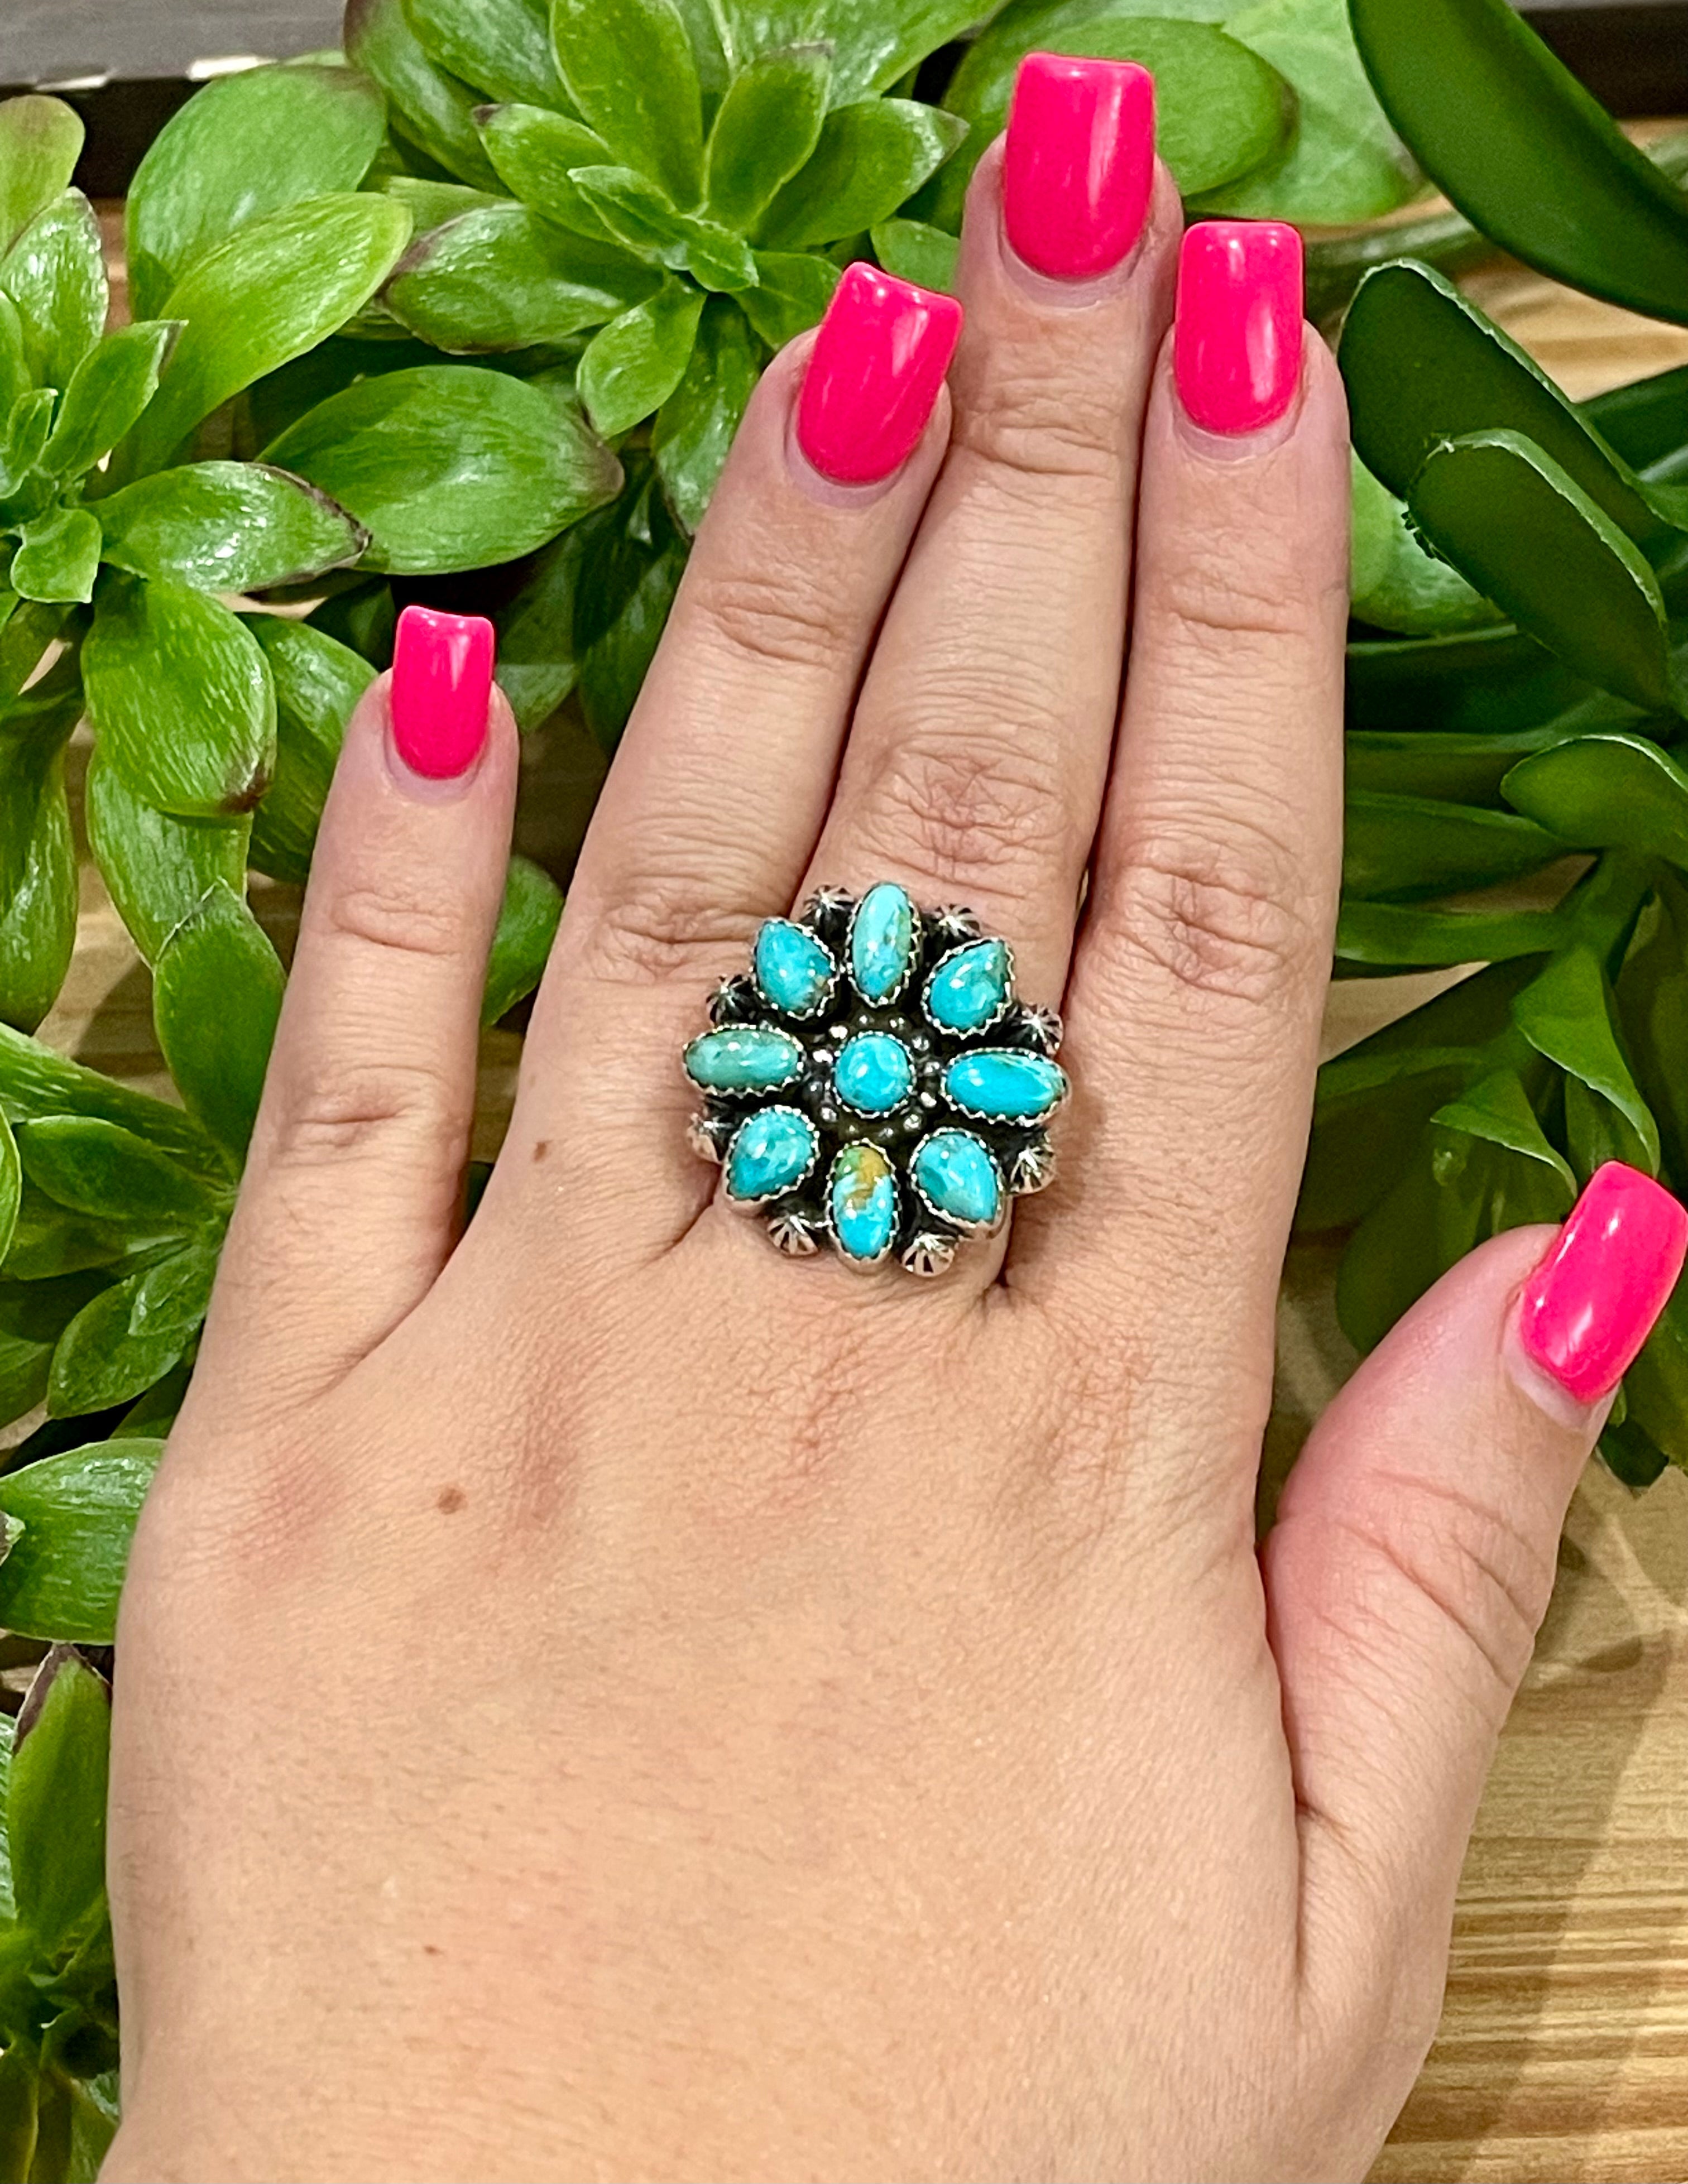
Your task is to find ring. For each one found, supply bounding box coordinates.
[683,884,1068,1276]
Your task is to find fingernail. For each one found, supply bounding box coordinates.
[1518,1163,1688,1406]
[1174,220,1304,438]
[389,605,495,781]
[1004,53,1155,282]
[795,263,963,487]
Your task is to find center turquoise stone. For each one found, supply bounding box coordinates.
[833,1031,914,1115]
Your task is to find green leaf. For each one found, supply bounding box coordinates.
[933,8,1293,230]
[713,0,1005,103]
[1427,1076,1577,1268]
[9,511,100,608]
[1349,454,1500,637]
[0,667,80,923]
[578,281,706,440]
[38,321,178,484]
[3,1189,132,1284]
[573,473,689,746]
[154,884,285,1159]
[1346,723,1554,806]
[1584,362,1688,474]
[49,1274,194,1417]
[125,194,416,474]
[248,616,375,882]
[0,757,76,1035]
[1432,1067,1575,1195]
[1503,733,1688,870]
[0,389,54,498]
[0,1440,164,1647]
[0,193,106,395]
[406,0,569,107]
[1615,875,1688,1184]
[653,296,759,531]
[1346,622,1589,736]
[1199,0,1417,223]
[83,576,277,818]
[1343,788,1566,900]
[17,1118,219,1232]
[95,462,367,592]
[492,529,586,732]
[552,0,708,209]
[0,98,84,259]
[679,221,760,295]
[84,746,251,965]
[1335,897,1563,970]
[9,1649,109,1957]
[474,105,624,244]
[1513,946,1660,1175]
[261,364,622,574]
[0,1024,222,1179]
[1349,0,1688,324]
[706,44,832,232]
[0,1277,109,1429]
[377,175,508,237]
[1335,1143,1447,1351]
[567,165,703,262]
[344,0,502,188]
[0,1116,22,1271]
[756,100,966,249]
[1301,1044,1480,1230]
[382,203,658,352]
[123,64,387,321]
[483,856,564,1024]
[1340,262,1675,550]
[127,1238,217,1343]
[1409,432,1680,717]
[0,295,27,419]
[871,217,960,294]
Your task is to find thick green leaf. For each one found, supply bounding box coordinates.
[0,1276,106,1442]
[1408,432,1680,717]
[126,194,415,474]
[3,1187,132,1284]
[1427,1084,1577,1266]
[934,8,1293,229]
[378,175,508,237]
[1346,623,1589,736]
[0,295,26,419]
[84,746,251,965]
[39,321,178,484]
[1336,1143,1447,1351]
[0,668,80,921]
[8,1649,108,1956]
[0,388,55,497]
[0,2046,37,2184]
[9,511,100,608]
[382,203,658,352]
[1335,897,1563,969]
[1623,1283,1688,1471]
[1616,875,1688,1183]
[0,194,106,395]
[1301,1044,1479,1230]
[83,577,277,818]
[0,99,84,258]
[49,1275,193,1417]
[1432,1067,1575,1193]
[0,758,76,1034]
[484,856,564,1024]
[653,296,759,531]
[1585,362,1688,473]
[96,462,367,592]
[1346,723,1554,806]
[154,884,285,1159]
[0,1116,21,1273]
[680,220,761,295]
[0,1439,164,1646]
[262,364,622,574]
[124,64,387,320]
[1340,262,1674,549]
[1349,453,1500,637]
[714,0,1009,103]
[756,101,966,249]
[406,0,568,107]
[1513,946,1660,1175]
[579,281,706,439]
[474,105,622,244]
[345,0,502,188]
[127,1238,217,1343]
[871,217,960,294]
[573,474,689,746]
[0,1025,222,1178]
[492,530,586,732]
[17,1118,219,1232]
[1343,788,1566,899]
[561,166,757,289]
[1504,733,1688,870]
[737,251,837,345]
[552,0,708,209]
[248,616,375,882]
[1349,0,1688,323]
[706,45,832,231]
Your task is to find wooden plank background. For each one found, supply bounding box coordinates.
[40,177,1688,2180]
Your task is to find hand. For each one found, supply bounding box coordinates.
[100,60,1686,2184]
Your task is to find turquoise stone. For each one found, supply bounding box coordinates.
[849,882,918,1004]
[943,1049,1068,1122]
[829,1142,898,1263]
[725,1107,818,1203]
[834,1032,914,1115]
[924,939,1011,1035]
[913,1130,1003,1230]
[684,1026,803,1093]
[754,919,835,1017]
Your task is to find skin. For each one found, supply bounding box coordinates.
[101,148,1608,2183]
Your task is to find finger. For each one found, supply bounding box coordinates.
[1267,1169,1688,2081]
[509,271,960,1236]
[801,63,1178,1013]
[202,607,516,1402]
[1023,225,1349,1364]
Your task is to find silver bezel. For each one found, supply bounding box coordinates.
[752,919,839,1023]
[768,1209,824,1256]
[920,936,1015,1040]
[941,1049,1070,1125]
[903,1232,957,1278]
[1009,1136,1057,1197]
[909,1130,1007,1237]
[722,1104,821,1208]
[823,1144,900,1269]
[845,883,922,1009]
[1016,1004,1064,1056]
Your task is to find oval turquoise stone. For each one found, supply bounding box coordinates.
[943,1049,1068,1122]
[725,1107,818,1203]
[913,1130,1002,1230]
[754,918,835,1017]
[829,1142,898,1263]
[684,1026,803,1093]
[924,938,1011,1035]
[849,882,918,1004]
[833,1032,914,1115]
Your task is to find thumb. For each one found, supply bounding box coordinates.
[1264,1164,1686,2039]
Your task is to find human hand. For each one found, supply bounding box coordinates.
[100,57,1687,2184]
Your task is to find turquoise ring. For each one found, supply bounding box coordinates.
[683,885,1068,1276]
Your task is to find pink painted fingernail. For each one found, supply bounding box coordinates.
[1004,53,1155,282]
[1518,1163,1688,1405]
[795,263,963,487]
[1174,220,1304,437]
[390,605,495,781]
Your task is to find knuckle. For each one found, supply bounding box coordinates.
[955,369,1124,492]
[1100,819,1325,1010]
[579,864,762,988]
[1158,558,1329,652]
[266,1056,462,1170]
[853,723,1073,894]
[686,562,861,679]
[325,881,473,966]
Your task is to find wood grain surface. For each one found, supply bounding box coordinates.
[55,188,1688,2180]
